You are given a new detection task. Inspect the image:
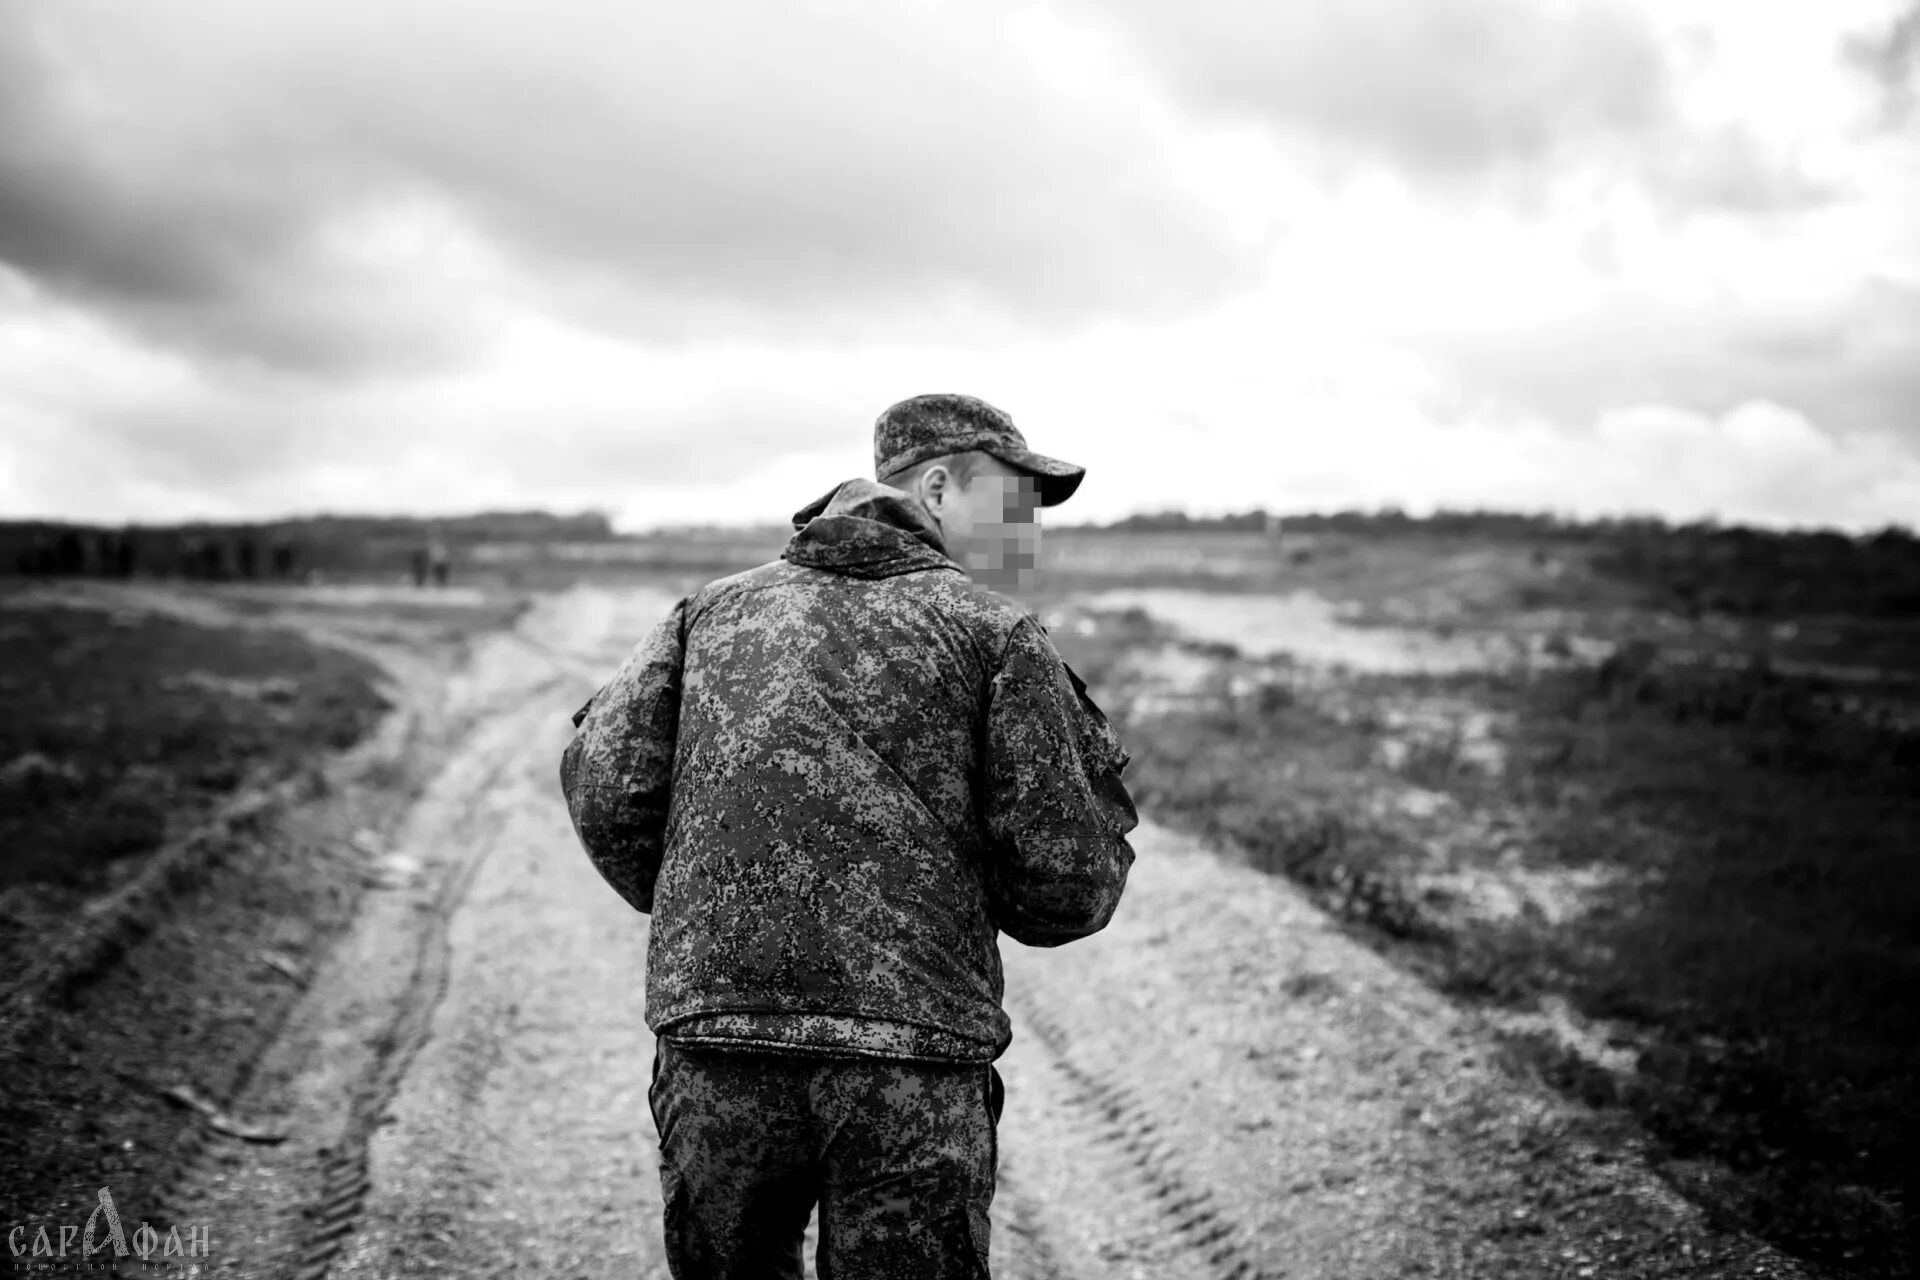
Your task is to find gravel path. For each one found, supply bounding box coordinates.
[165,585,1808,1278]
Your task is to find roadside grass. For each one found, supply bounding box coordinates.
[1489,658,1918,1268]
[0,601,390,891]
[1049,618,1918,1275]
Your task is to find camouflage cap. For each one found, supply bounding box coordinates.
[874,394,1085,507]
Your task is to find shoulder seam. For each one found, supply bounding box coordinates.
[995,610,1041,672]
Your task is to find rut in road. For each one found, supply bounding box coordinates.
[290,686,563,1280]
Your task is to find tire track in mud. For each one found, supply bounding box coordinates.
[284,686,563,1280]
[988,1167,1073,1280]
[997,981,1283,1280]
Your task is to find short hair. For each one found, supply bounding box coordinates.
[881,449,988,493]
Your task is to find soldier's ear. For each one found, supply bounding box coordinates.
[920,466,955,514]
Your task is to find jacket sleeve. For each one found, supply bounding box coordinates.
[559,598,687,914]
[981,615,1139,947]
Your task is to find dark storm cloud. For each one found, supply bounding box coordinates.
[0,1,1256,375]
[1074,0,1830,213]
[1434,275,1920,445]
[1843,3,1920,124]
[0,16,486,376]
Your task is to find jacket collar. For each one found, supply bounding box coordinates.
[782,479,965,580]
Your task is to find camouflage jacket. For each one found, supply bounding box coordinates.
[560,478,1137,1063]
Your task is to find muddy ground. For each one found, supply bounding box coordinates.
[0,580,1847,1278]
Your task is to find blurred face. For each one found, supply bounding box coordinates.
[919,455,1042,592]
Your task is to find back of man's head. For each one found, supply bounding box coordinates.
[880,450,986,494]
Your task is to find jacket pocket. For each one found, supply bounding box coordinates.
[647,1039,668,1141]
[964,1199,993,1276]
[1062,663,1130,775]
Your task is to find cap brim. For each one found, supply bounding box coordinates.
[986,446,1085,507]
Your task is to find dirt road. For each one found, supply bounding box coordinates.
[164,585,1807,1279]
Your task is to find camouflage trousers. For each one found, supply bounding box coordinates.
[647,1039,1004,1279]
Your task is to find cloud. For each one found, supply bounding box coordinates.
[1068,0,1832,214]
[1432,274,1920,450]
[1641,123,1840,214]
[8,261,1916,534]
[1190,398,1920,533]
[2,3,1915,533]
[1843,1,1920,124]
[0,0,1261,375]
[1577,401,1920,528]
[0,277,861,521]
[1078,0,1668,173]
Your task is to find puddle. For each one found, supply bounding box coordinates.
[1372,703,1511,776]
[1415,859,1631,929]
[1079,588,1511,674]
[1104,646,1232,719]
[162,671,302,703]
[1124,645,1226,692]
[1392,787,1454,819]
[232,583,495,608]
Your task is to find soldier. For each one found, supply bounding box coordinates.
[54,528,84,576]
[180,533,207,580]
[561,393,1137,1278]
[18,530,53,576]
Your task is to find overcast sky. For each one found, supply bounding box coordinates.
[2,0,1916,531]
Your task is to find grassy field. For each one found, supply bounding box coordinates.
[0,595,392,892]
[1040,539,1919,1276]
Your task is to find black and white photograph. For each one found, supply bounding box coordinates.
[2,1,1916,1276]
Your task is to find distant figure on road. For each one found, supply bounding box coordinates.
[54,529,84,576]
[561,393,1138,1277]
[180,533,221,580]
[428,532,450,587]
[107,530,136,578]
[17,531,52,575]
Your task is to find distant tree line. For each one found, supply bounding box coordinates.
[1069,506,1561,535]
[1069,504,1915,543]
[2,511,616,581]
